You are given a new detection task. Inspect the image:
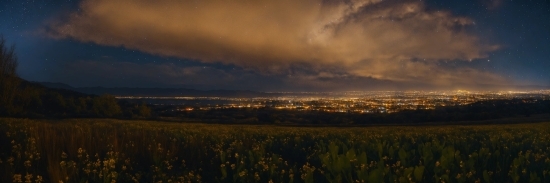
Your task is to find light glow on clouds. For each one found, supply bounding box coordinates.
[48,0,504,87]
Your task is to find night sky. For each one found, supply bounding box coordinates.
[1,0,549,91]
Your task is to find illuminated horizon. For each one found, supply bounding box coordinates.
[1,0,549,91]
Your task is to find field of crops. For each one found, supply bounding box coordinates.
[1,118,550,183]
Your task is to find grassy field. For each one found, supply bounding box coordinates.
[1,118,550,183]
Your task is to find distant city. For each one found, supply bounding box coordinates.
[118,90,550,114]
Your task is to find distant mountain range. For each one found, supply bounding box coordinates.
[36,82,550,98]
[36,82,279,97]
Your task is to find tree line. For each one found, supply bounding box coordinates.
[0,36,151,119]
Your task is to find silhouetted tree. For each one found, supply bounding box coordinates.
[138,103,152,118]
[92,94,122,117]
[0,36,19,115]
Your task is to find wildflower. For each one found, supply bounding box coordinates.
[35,175,43,183]
[24,174,32,183]
[111,172,118,179]
[24,160,31,168]
[106,159,116,169]
[77,149,84,158]
[239,171,247,177]
[254,172,260,181]
[13,174,22,183]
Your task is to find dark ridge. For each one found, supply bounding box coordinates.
[36,82,285,97]
[34,81,75,91]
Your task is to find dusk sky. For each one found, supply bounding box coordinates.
[1,0,549,91]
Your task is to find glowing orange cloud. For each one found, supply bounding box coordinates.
[48,0,504,85]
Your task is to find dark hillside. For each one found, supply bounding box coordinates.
[1,76,151,119]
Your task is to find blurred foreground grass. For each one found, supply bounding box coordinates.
[1,118,550,183]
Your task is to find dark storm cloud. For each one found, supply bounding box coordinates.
[58,60,240,88]
[47,0,506,86]
[56,59,438,91]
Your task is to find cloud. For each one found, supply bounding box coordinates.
[57,60,233,87]
[48,0,504,86]
[54,59,511,91]
[55,60,285,90]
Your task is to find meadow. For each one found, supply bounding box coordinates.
[1,118,550,183]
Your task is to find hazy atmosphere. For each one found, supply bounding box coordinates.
[2,1,550,183]
[1,0,549,91]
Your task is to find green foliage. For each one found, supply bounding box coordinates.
[0,36,136,119]
[92,95,122,117]
[0,36,19,115]
[0,77,145,118]
[1,119,550,182]
[138,103,151,118]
